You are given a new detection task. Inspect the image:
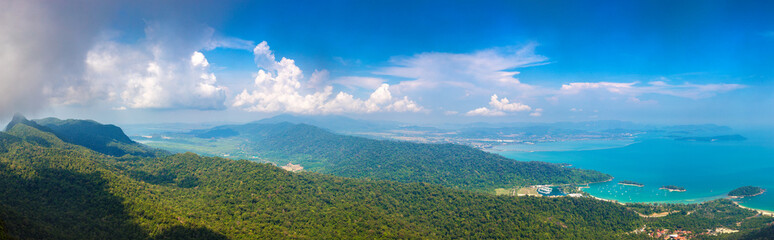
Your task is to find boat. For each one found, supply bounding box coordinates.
[537,187,552,195]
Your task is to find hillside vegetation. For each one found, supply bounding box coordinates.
[31,117,166,157]
[154,122,611,192]
[0,121,647,239]
[728,186,765,197]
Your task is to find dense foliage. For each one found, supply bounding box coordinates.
[728,186,764,197]
[30,117,166,157]
[172,122,611,192]
[0,122,644,239]
[3,119,771,239]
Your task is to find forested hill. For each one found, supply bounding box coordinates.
[180,122,610,192]
[0,120,645,239]
[4,115,164,157]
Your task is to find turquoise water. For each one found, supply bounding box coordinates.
[491,130,774,211]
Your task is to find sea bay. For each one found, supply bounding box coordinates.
[491,129,774,211]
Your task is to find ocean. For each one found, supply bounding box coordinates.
[490,129,774,211]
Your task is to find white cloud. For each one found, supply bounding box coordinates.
[466,94,531,116]
[333,76,385,89]
[559,81,744,99]
[530,108,543,117]
[387,96,424,112]
[73,23,230,110]
[370,44,746,115]
[560,82,637,94]
[378,43,547,95]
[488,94,531,112]
[233,41,423,114]
[466,107,505,116]
[191,51,209,67]
[307,69,329,89]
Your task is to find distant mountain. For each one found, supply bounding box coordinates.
[3,115,164,157]
[4,114,52,132]
[174,122,612,192]
[660,124,733,135]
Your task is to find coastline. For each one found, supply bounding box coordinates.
[589,195,625,205]
[732,201,774,217]
[586,192,774,217]
[582,191,774,218]
[497,138,774,215]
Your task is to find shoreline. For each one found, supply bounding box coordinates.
[581,191,774,217]
[732,201,774,217]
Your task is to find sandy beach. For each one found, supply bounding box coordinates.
[733,201,774,217]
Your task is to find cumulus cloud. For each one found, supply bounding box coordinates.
[488,94,531,112]
[233,41,423,114]
[73,23,230,110]
[466,94,531,116]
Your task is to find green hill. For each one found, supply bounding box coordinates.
[0,120,645,239]
[728,186,765,197]
[164,122,611,192]
[3,115,164,157]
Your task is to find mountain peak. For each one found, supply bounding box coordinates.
[4,113,49,132]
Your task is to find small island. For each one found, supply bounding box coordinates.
[618,180,644,187]
[728,186,765,198]
[660,185,686,192]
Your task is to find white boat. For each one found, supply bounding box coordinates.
[537,187,552,194]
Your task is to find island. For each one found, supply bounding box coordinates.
[618,180,644,187]
[660,185,686,192]
[728,186,765,198]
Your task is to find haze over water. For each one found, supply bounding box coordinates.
[493,129,774,211]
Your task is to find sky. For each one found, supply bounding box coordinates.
[1,0,773,127]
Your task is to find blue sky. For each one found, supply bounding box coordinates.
[1,0,772,126]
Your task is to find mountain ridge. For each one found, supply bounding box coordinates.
[165,121,613,192]
[3,115,164,157]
